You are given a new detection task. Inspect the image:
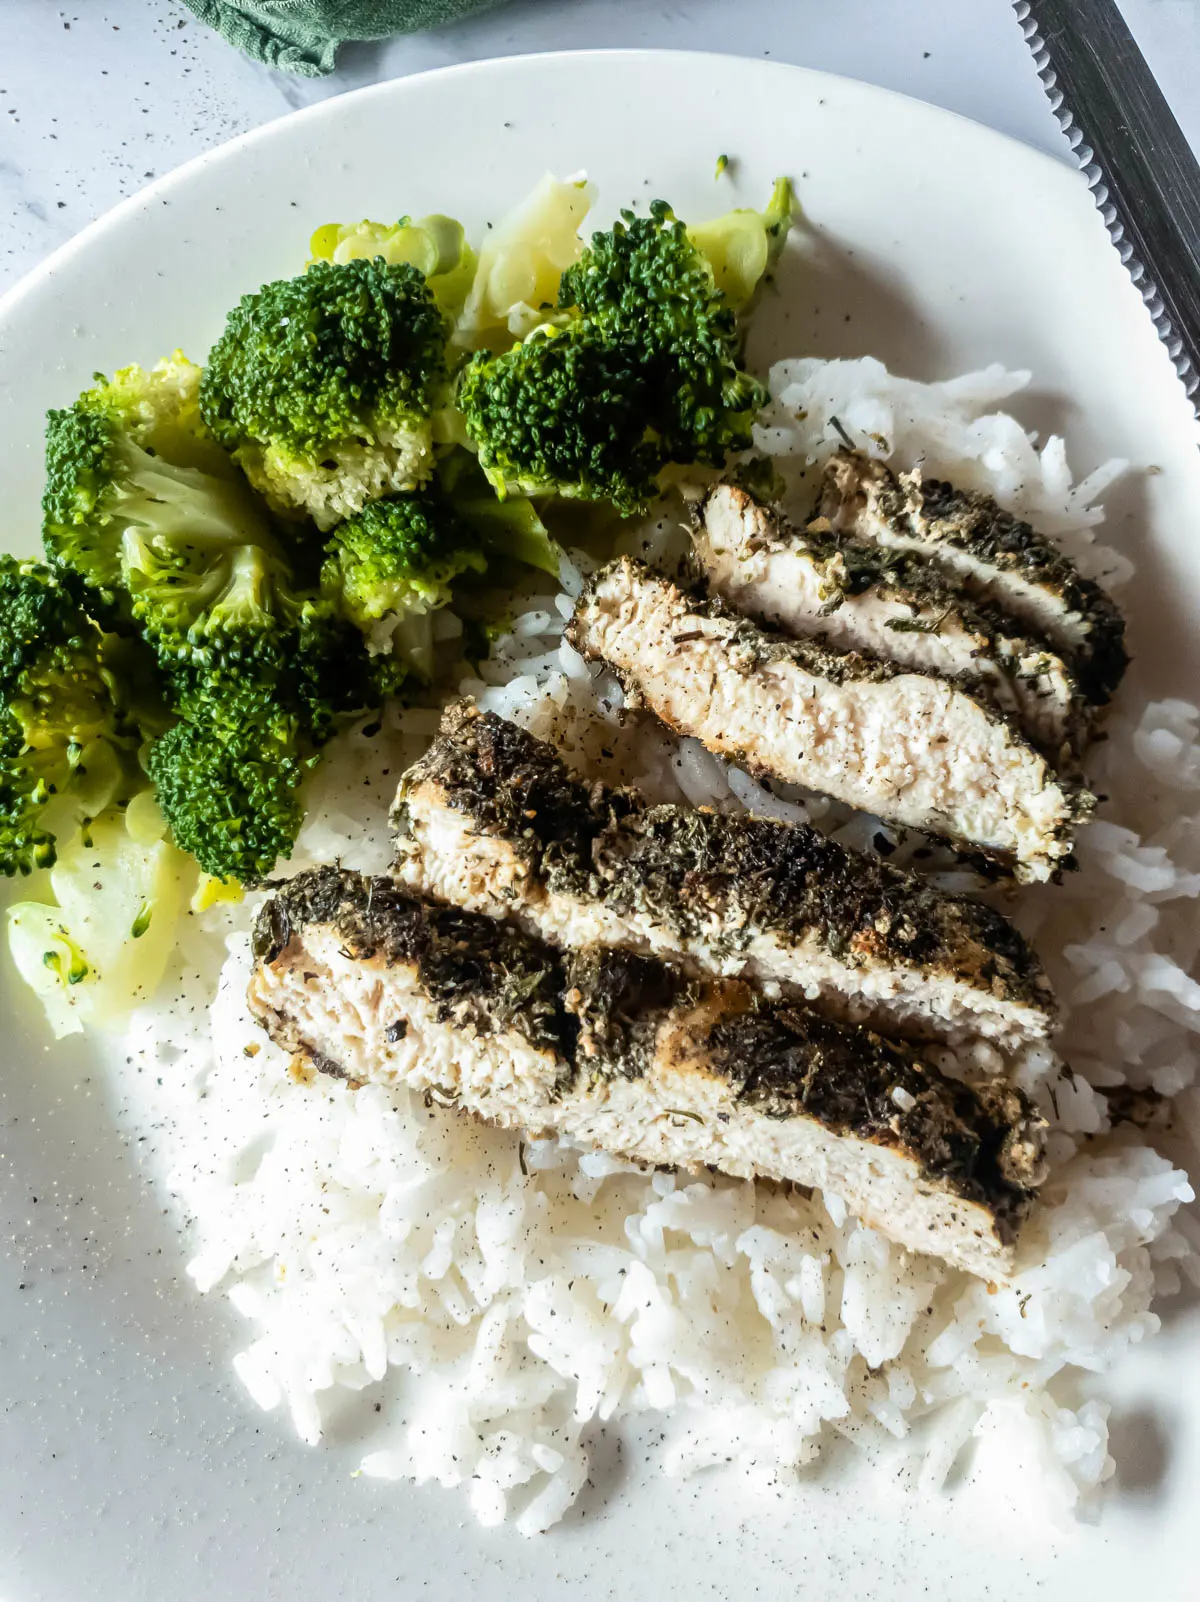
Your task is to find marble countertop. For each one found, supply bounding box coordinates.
[3,0,1199,299]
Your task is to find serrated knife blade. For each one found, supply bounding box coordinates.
[1014,0,1200,411]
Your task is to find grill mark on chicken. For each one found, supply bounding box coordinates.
[692,481,1090,764]
[564,556,1093,882]
[248,867,1048,1278]
[818,450,1128,704]
[392,702,1056,1047]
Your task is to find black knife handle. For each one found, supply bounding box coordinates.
[1017,0,1200,402]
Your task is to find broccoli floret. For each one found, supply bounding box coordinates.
[318,453,560,677]
[37,339,423,886]
[42,351,334,685]
[139,549,397,877]
[558,201,731,347]
[138,560,398,883]
[146,610,393,886]
[319,491,489,682]
[289,606,404,743]
[1,644,118,876]
[0,557,141,877]
[41,354,396,882]
[556,200,766,461]
[122,529,318,678]
[199,258,452,531]
[436,448,561,577]
[320,493,488,628]
[146,678,309,886]
[458,324,659,513]
[0,553,85,682]
[43,353,276,619]
[458,197,775,513]
[127,514,395,729]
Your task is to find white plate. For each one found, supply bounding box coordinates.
[1,49,1198,1602]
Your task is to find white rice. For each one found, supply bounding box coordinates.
[119,357,1197,1533]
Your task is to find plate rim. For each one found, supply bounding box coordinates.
[0,46,1084,328]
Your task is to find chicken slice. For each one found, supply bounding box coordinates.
[818,450,1128,704]
[693,481,1088,763]
[564,556,1093,882]
[249,867,1049,1280]
[393,702,1057,1048]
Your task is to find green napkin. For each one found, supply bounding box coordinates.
[183,0,506,77]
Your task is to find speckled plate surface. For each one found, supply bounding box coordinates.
[1,49,1199,1602]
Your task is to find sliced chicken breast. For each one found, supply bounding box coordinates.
[249,867,1048,1279]
[393,702,1057,1047]
[564,556,1093,882]
[693,481,1088,764]
[818,450,1128,703]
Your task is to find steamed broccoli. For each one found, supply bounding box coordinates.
[321,494,486,629]
[146,678,309,887]
[435,448,561,577]
[458,187,792,513]
[319,449,560,676]
[0,557,142,876]
[135,556,395,885]
[0,555,82,682]
[459,325,659,513]
[553,199,769,462]
[43,352,277,619]
[142,604,397,888]
[26,181,793,888]
[124,512,399,883]
[122,529,316,677]
[42,353,315,686]
[41,351,401,885]
[199,257,452,531]
[290,605,405,743]
[319,445,564,630]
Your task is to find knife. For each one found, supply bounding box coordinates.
[1014,0,1200,409]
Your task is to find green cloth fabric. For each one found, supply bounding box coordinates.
[183,0,506,77]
